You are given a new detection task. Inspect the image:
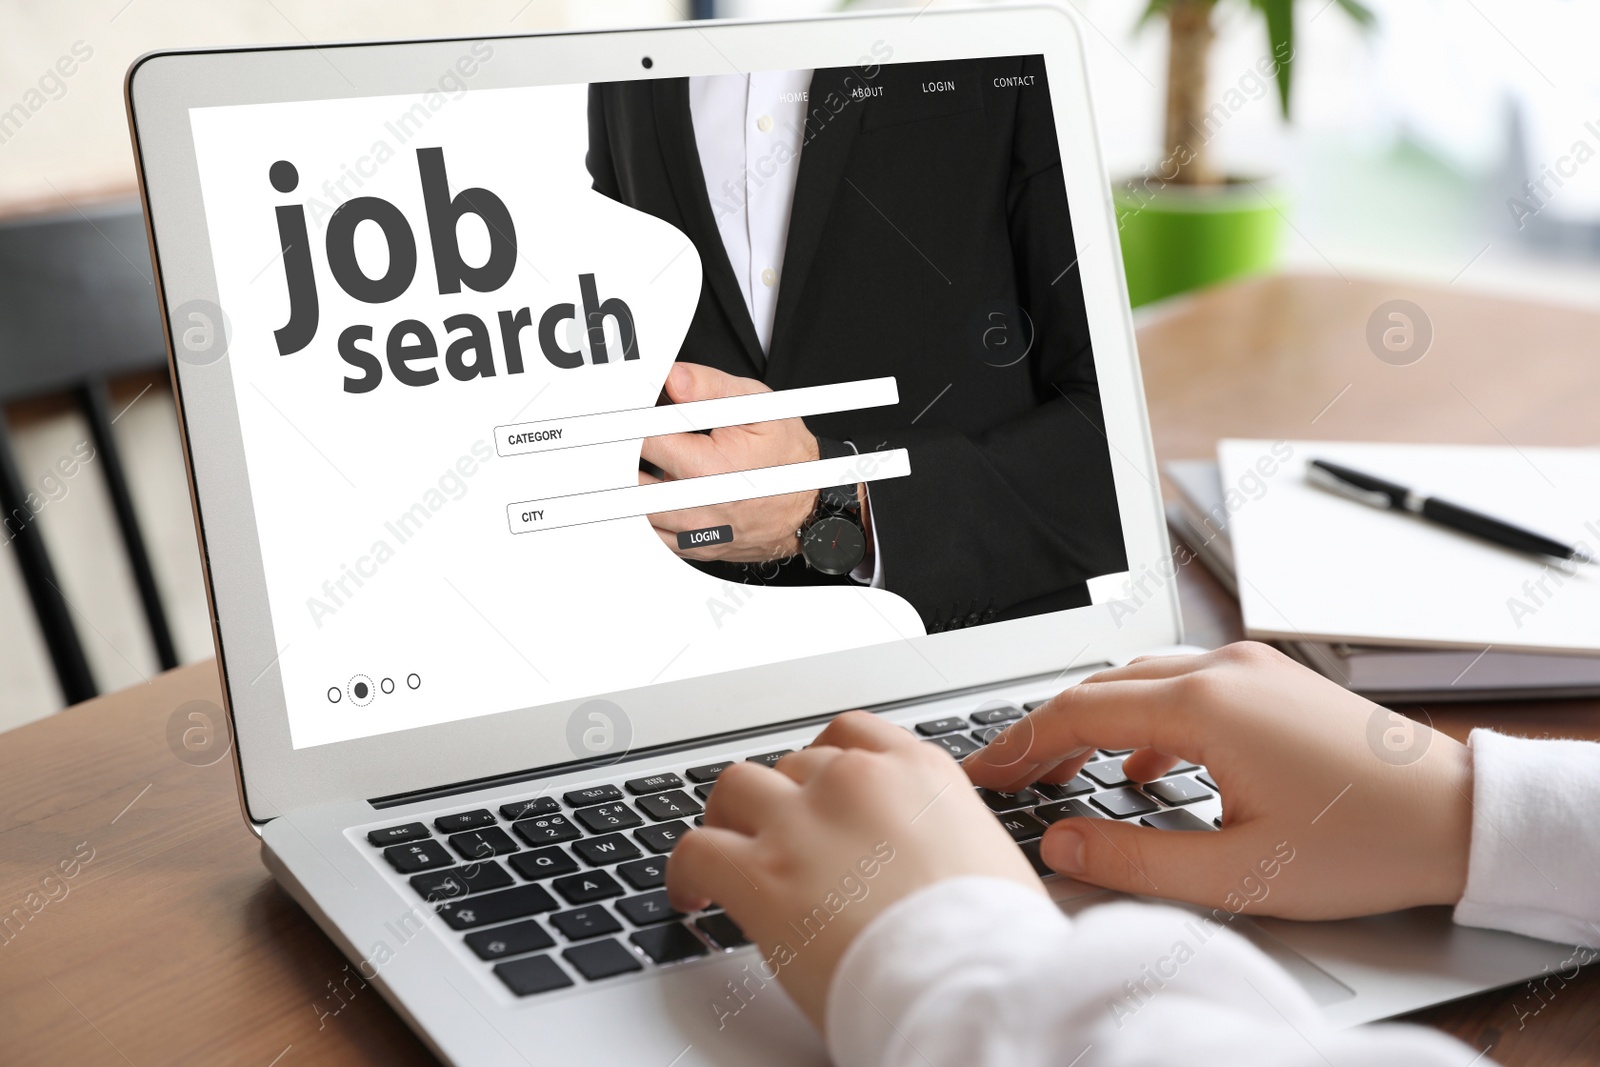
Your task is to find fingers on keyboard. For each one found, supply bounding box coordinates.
[370,731,1217,998]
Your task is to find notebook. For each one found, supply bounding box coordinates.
[1166,446,1600,700]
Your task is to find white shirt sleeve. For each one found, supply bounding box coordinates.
[827,878,1476,1067]
[1453,729,1600,949]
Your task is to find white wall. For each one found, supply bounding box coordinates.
[0,0,686,212]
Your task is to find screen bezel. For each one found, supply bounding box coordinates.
[126,3,1181,824]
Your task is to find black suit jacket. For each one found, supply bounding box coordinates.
[586,56,1127,631]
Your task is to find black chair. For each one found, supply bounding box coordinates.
[0,201,178,705]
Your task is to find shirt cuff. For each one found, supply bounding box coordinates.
[848,484,885,588]
[1453,729,1600,948]
[842,442,884,588]
[825,877,1065,1067]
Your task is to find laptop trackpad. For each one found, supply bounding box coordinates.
[1051,887,1356,1007]
[1214,914,1357,1006]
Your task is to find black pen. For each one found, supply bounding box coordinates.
[1306,458,1597,565]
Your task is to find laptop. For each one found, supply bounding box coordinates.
[126,5,1572,1063]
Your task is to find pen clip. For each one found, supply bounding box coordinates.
[1306,463,1394,509]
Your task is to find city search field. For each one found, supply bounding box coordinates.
[508,450,912,533]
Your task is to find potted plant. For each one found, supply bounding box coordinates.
[1116,0,1372,307]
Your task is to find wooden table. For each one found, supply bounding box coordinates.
[2,274,1596,1065]
[1147,275,1600,1065]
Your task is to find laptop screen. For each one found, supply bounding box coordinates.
[185,51,1130,750]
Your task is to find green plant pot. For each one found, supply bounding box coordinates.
[1114,179,1282,308]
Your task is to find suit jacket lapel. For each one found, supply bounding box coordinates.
[766,68,863,380]
[651,78,767,375]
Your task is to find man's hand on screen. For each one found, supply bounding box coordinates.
[641,362,819,563]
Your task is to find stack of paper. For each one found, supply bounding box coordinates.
[1164,442,1600,700]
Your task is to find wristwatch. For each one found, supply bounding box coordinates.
[798,437,866,576]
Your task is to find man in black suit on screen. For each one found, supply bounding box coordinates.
[586,55,1126,633]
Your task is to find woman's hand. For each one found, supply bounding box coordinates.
[666,711,1043,1030]
[963,642,1474,920]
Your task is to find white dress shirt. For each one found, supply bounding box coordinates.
[826,729,1600,1067]
[688,71,884,587]
[688,70,812,355]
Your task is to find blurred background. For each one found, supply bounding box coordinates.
[1,0,1594,729]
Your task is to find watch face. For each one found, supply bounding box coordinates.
[801,515,866,576]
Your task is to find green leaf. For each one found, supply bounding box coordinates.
[1250,0,1295,118]
[1334,0,1377,27]
[1143,0,1376,121]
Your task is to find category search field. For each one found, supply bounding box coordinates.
[508,449,912,534]
[494,377,899,456]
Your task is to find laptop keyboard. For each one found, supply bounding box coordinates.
[356,696,1218,999]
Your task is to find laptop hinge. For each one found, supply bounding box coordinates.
[367,665,1108,809]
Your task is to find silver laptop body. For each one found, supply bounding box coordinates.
[126,7,1571,1063]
